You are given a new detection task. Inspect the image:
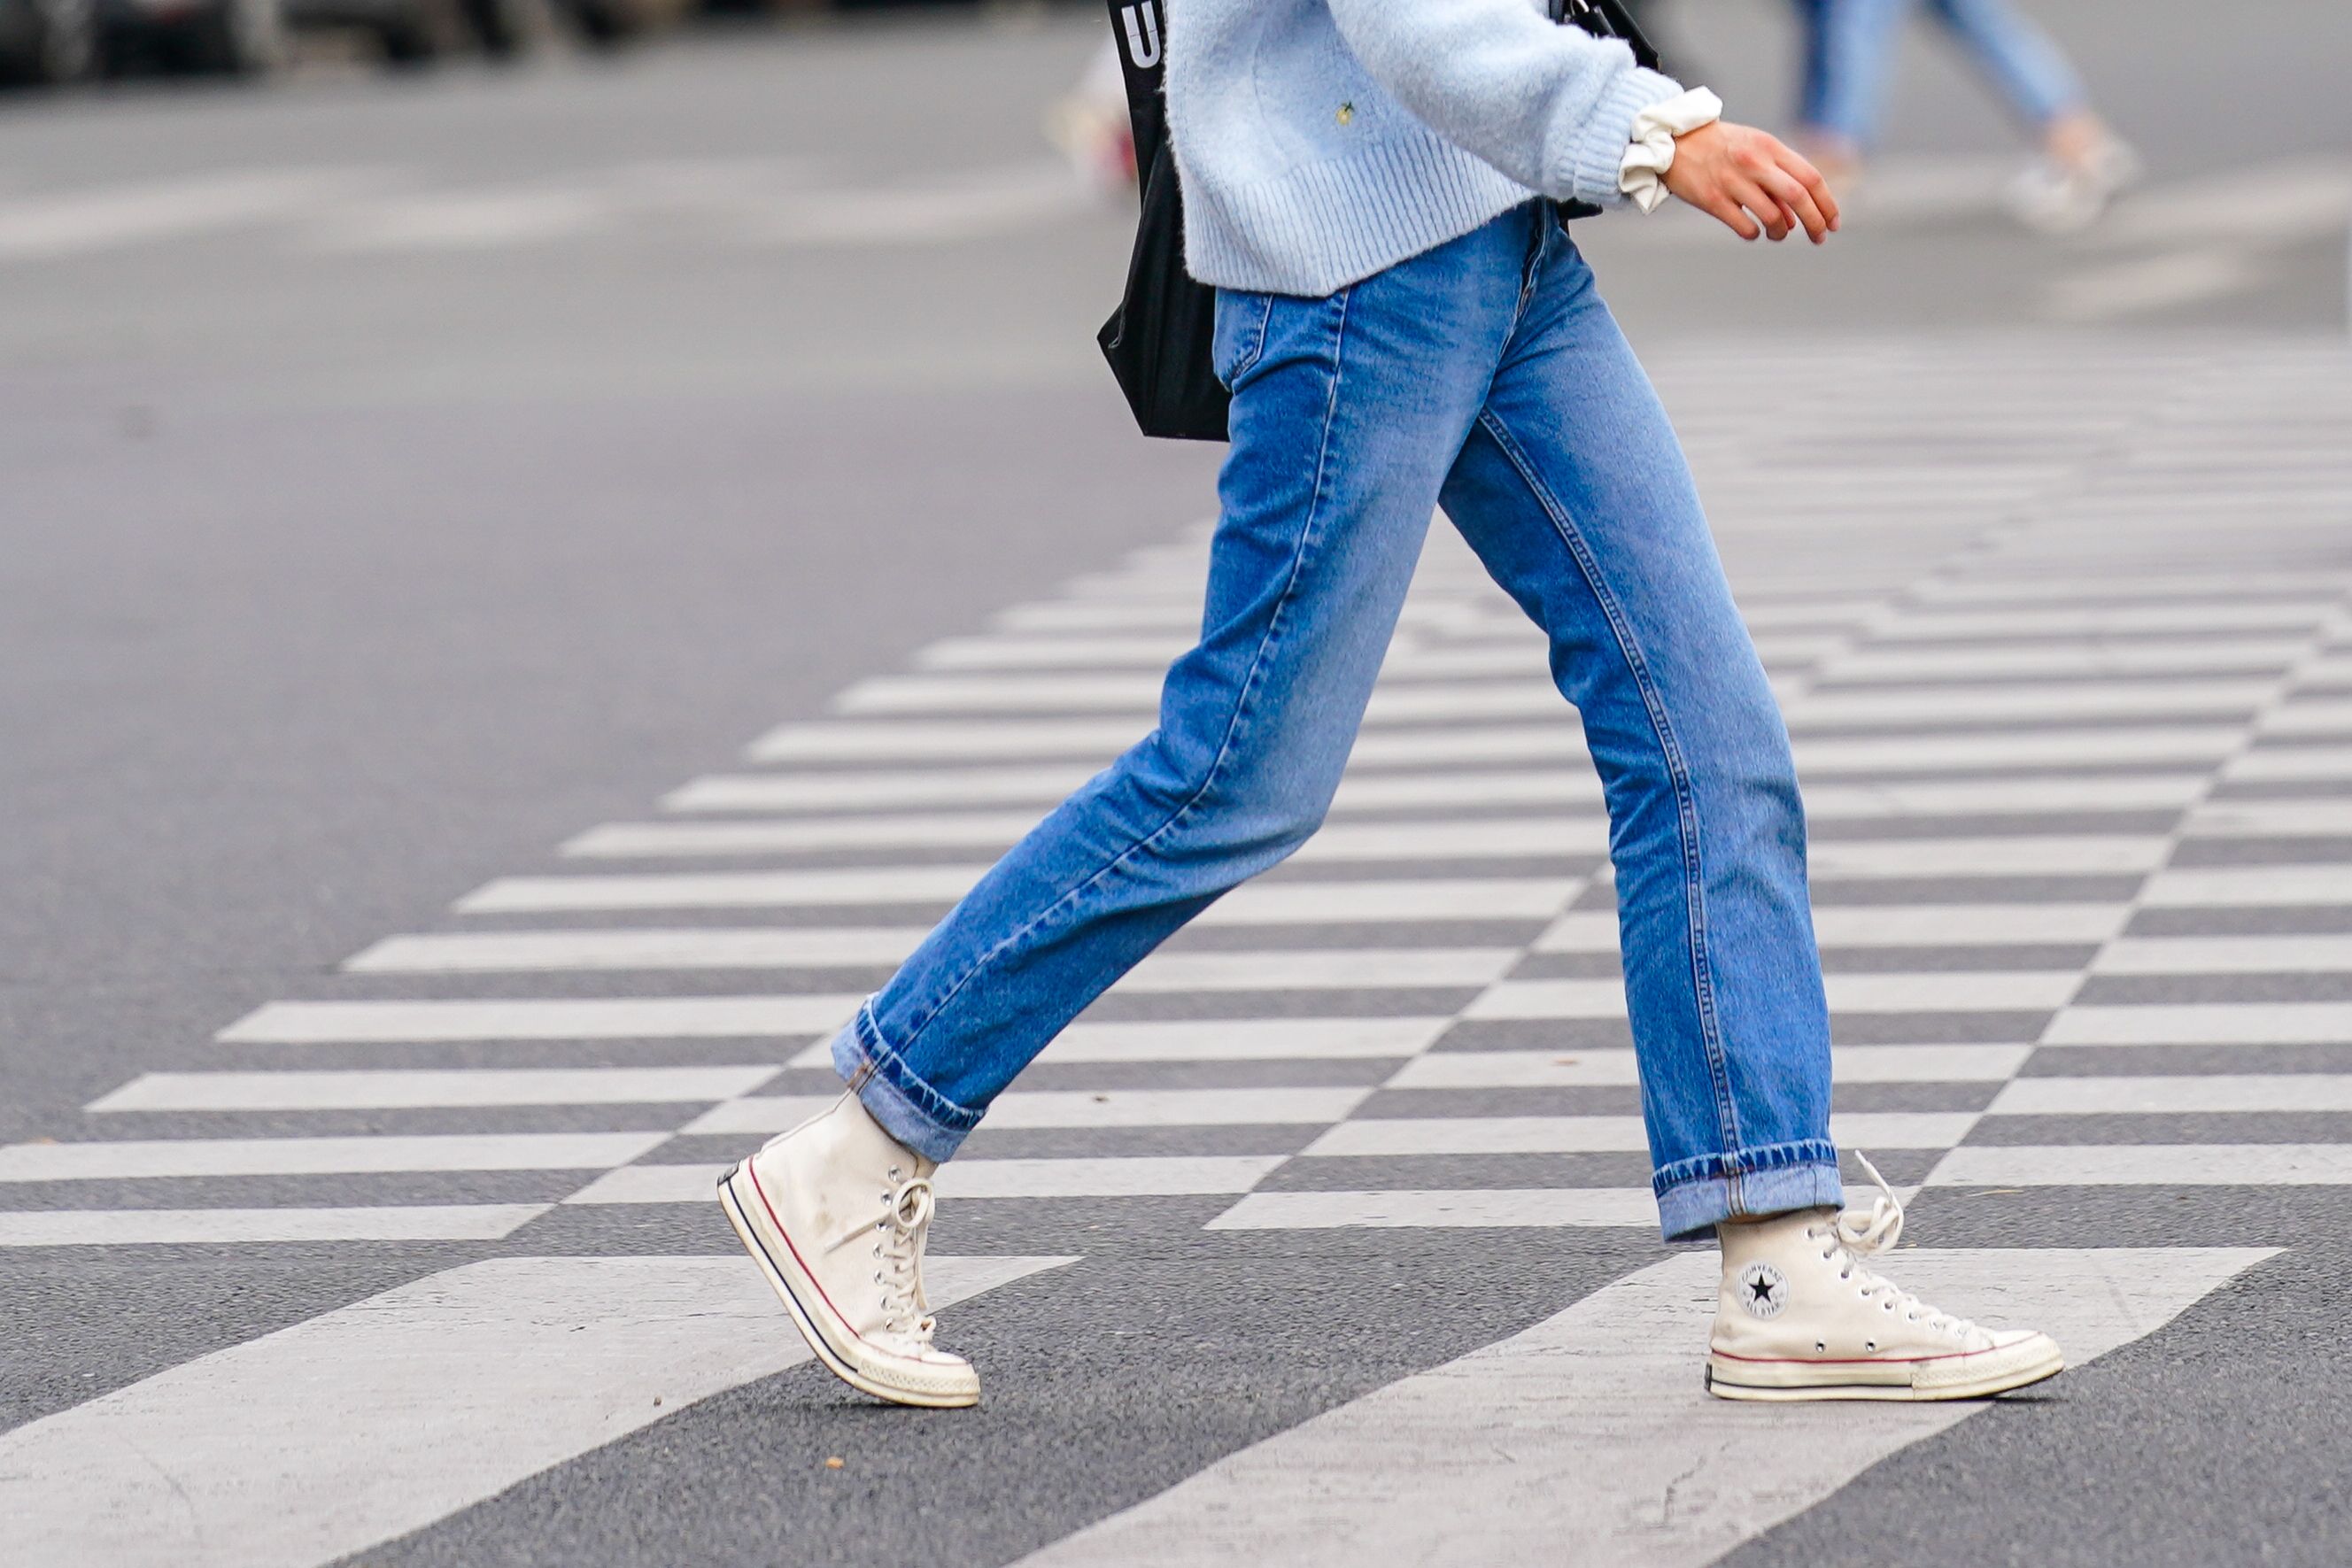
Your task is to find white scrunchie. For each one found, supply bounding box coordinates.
[1618,87,1726,213]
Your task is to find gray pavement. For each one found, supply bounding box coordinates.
[1,4,2349,1565]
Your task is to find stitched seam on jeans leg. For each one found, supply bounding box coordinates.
[1474,407,1746,1164]
[890,289,1359,1062]
[1653,1139,1837,1193]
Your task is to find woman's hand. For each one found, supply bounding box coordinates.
[1663,122,1839,243]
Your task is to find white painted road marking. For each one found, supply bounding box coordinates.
[0,1132,669,1183]
[88,1066,782,1112]
[0,1205,547,1247]
[218,996,861,1043]
[0,1255,1066,1567]
[1015,1249,2274,1567]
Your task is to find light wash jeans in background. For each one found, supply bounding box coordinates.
[1798,0,2087,147]
[832,203,1840,1241]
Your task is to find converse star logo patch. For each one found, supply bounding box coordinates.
[1737,1262,1788,1318]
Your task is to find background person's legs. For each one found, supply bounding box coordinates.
[832,214,1536,1163]
[1921,0,2139,229]
[1922,0,2085,129]
[1793,0,1912,178]
[1436,221,1838,1241]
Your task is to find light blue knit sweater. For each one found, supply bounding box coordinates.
[1164,0,1684,296]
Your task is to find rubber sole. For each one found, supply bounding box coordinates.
[717,1163,979,1410]
[1706,1341,2064,1402]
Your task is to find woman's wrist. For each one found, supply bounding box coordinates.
[1619,87,1726,213]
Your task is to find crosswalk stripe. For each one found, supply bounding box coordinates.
[2183,801,2352,838]
[217,997,859,1044]
[2261,699,2352,736]
[2042,1003,2352,1045]
[1930,1145,2352,1186]
[1792,728,2240,773]
[1300,1111,1977,1156]
[1868,604,2335,638]
[683,1085,1372,1135]
[0,1206,549,1247]
[1124,949,1520,992]
[348,930,928,973]
[749,719,1142,761]
[566,1155,1288,1204]
[665,766,1092,813]
[833,673,1162,712]
[0,1132,669,1182]
[2141,866,2352,907]
[663,768,2204,821]
[564,814,1049,855]
[1013,1250,2274,1565]
[1800,775,2205,818]
[834,673,1582,725]
[1536,903,2126,953]
[1788,679,2274,726]
[1465,971,2078,1020]
[1336,770,1599,808]
[1809,638,2308,681]
[2225,745,2352,782]
[0,169,390,259]
[455,870,1574,922]
[664,767,1610,815]
[2094,936,2352,975]
[0,1255,1064,1565]
[1203,1188,1659,1229]
[791,1016,1453,1067]
[1987,1075,2352,1115]
[913,634,1188,669]
[560,815,1612,861]
[347,931,1518,988]
[1341,727,1585,765]
[1202,878,1581,923]
[86,1067,781,1112]
[457,867,982,911]
[1388,1045,2032,1089]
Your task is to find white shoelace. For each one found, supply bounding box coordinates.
[1808,1152,1977,1339]
[871,1170,940,1348]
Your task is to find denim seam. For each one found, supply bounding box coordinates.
[1650,1138,1840,1198]
[1224,292,1275,386]
[883,288,1359,1078]
[1472,406,1746,1168]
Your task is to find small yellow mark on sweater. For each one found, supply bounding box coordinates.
[1335,102,1354,126]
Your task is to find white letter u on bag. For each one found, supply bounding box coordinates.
[1120,2,1161,68]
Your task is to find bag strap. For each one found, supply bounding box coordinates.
[1553,0,1664,73]
[1102,0,1171,196]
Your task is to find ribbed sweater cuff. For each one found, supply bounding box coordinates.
[1559,66,1685,208]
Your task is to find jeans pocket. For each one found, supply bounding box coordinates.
[1211,288,1274,390]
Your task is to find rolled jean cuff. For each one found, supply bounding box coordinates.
[1653,1139,1843,1244]
[829,1003,979,1164]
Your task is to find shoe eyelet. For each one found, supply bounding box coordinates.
[1814,1341,1827,1353]
[1865,1340,1876,1353]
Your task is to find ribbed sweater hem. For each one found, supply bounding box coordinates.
[1179,129,1547,297]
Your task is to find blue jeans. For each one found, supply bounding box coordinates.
[833,203,1840,1241]
[1798,0,2086,147]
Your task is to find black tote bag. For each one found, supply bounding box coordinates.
[1096,0,1228,443]
[1095,0,1663,444]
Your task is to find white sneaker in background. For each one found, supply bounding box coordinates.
[1706,1155,2063,1402]
[719,1092,981,1410]
[2006,137,2143,234]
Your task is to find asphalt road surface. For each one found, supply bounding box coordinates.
[2,4,2349,1564]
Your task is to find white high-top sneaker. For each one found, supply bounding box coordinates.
[1706,1155,2062,1402]
[718,1093,980,1409]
